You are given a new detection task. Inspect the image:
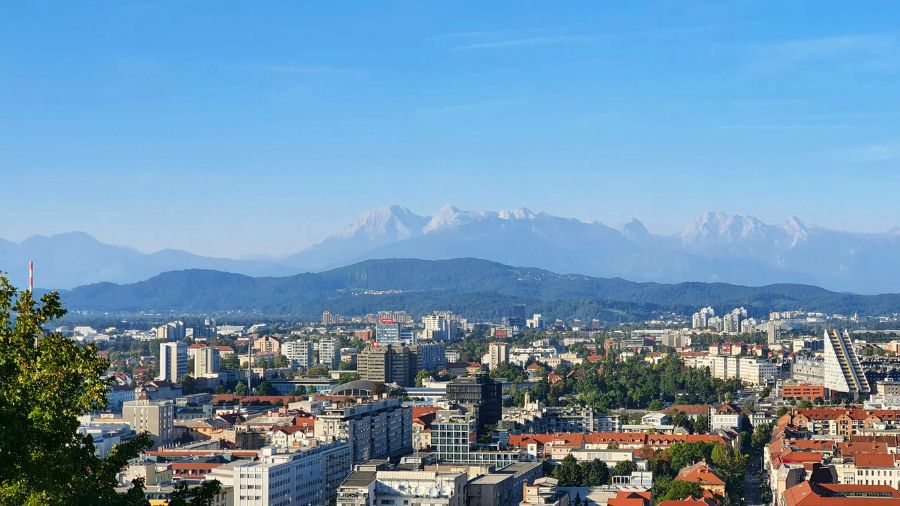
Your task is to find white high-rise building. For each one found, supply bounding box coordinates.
[691,306,715,329]
[283,340,315,368]
[488,342,510,370]
[823,329,871,397]
[319,336,341,367]
[155,320,185,341]
[193,347,220,377]
[158,341,187,383]
[527,314,544,330]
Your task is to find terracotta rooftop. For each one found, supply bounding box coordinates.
[675,460,725,486]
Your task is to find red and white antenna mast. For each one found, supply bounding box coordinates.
[29,261,34,292]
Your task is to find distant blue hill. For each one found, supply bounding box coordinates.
[61,258,900,321]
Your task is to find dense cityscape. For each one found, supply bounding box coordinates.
[4,2,900,506]
[22,298,897,506]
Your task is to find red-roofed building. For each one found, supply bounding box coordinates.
[783,481,900,506]
[675,460,726,496]
[607,490,652,506]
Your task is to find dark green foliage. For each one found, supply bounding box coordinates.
[612,460,637,477]
[580,459,610,486]
[0,275,221,504]
[489,363,528,383]
[553,455,582,486]
[523,353,740,411]
[654,480,704,504]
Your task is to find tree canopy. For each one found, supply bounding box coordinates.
[0,276,220,505]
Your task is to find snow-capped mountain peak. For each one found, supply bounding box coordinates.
[497,207,537,220]
[335,205,428,240]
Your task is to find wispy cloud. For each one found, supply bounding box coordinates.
[453,34,599,51]
[746,34,899,73]
[447,23,730,51]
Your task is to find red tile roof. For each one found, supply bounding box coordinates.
[675,460,725,486]
[783,481,900,506]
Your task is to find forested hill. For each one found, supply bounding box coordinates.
[61,258,900,320]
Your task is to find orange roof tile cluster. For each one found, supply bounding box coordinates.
[607,490,652,506]
[675,460,726,486]
[854,453,900,468]
[794,408,900,422]
[783,481,900,506]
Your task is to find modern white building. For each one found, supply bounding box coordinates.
[337,466,468,506]
[158,341,187,383]
[823,329,871,397]
[233,442,352,506]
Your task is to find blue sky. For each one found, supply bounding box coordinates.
[1,1,899,257]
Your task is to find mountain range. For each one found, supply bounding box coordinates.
[3,205,900,293]
[61,258,900,320]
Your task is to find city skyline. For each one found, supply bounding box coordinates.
[2,2,900,257]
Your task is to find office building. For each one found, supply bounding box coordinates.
[314,397,412,463]
[357,344,418,387]
[158,341,187,383]
[432,410,522,467]
[446,373,502,431]
[508,304,527,328]
[283,340,315,368]
[193,347,220,377]
[823,329,871,397]
[413,341,446,371]
[376,322,401,344]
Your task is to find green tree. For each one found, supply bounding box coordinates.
[234,380,248,396]
[666,441,716,471]
[415,369,434,387]
[581,459,610,486]
[0,276,219,504]
[255,380,273,396]
[657,480,703,503]
[554,455,582,486]
[167,481,223,506]
[612,460,637,477]
[694,415,709,434]
[274,355,289,368]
